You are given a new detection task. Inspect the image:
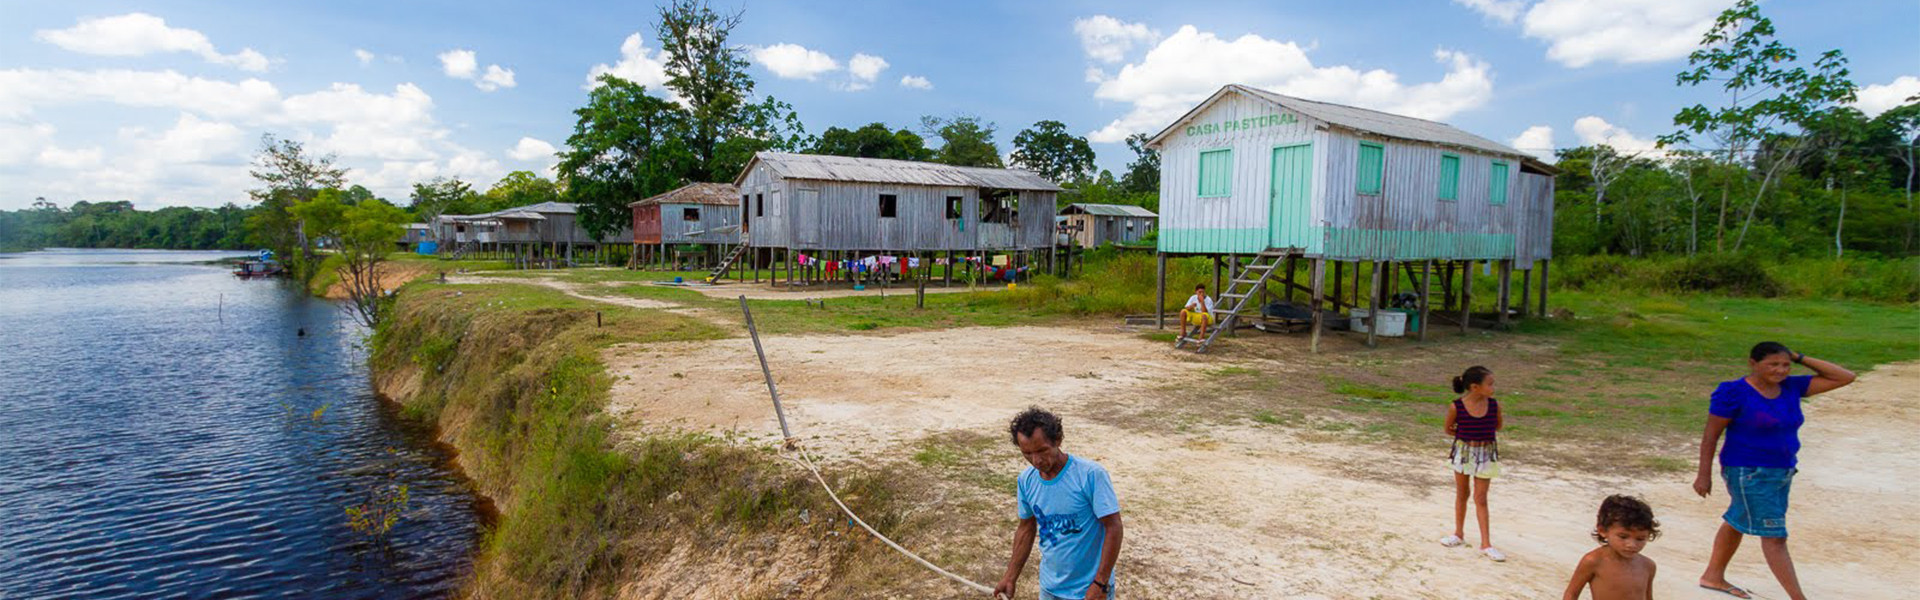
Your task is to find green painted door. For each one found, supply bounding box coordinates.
[1269,143,1314,250]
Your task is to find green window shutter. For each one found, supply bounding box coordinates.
[1438,154,1460,201]
[1356,142,1384,195]
[1198,149,1233,198]
[1488,161,1509,205]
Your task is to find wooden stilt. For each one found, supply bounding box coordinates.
[1212,255,1223,298]
[1497,259,1513,329]
[1539,259,1550,317]
[1310,258,1327,353]
[1332,261,1344,309]
[1519,263,1531,318]
[1419,260,1432,342]
[1283,257,1297,304]
[1155,252,1167,329]
[1366,260,1381,348]
[1460,260,1474,333]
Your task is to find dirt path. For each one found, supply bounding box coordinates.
[602,323,1920,599]
[443,274,731,322]
[677,279,1010,300]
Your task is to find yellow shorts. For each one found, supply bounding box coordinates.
[1185,311,1213,327]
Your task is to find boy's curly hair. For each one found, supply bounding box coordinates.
[1009,406,1064,446]
[1593,494,1660,543]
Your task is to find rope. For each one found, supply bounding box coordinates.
[788,445,1005,598]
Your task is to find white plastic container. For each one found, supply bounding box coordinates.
[1349,308,1407,337]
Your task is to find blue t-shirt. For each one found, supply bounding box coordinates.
[1710,375,1814,468]
[1017,454,1121,599]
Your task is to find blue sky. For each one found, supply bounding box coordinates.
[1,0,1913,210]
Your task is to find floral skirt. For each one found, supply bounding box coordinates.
[1449,439,1501,479]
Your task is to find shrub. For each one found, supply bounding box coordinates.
[1661,253,1783,297]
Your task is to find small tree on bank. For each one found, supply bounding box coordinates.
[290,190,410,328]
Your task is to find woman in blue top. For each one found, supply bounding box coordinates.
[1692,342,1854,600]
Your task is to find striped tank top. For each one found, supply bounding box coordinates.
[1453,397,1499,442]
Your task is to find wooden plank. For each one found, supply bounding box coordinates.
[1156,252,1168,329]
[1310,258,1326,353]
[1419,260,1432,342]
[1460,260,1474,333]
[1497,259,1512,328]
[1366,260,1381,348]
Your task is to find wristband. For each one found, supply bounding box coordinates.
[1792,352,1805,364]
[1093,579,1110,591]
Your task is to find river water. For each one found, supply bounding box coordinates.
[0,249,481,599]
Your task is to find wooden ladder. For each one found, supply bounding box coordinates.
[705,244,749,283]
[1175,249,1288,354]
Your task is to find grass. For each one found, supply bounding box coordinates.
[370,281,919,597]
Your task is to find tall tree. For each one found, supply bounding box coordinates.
[483,170,561,212]
[557,75,695,239]
[812,122,933,161]
[1658,0,1857,252]
[247,134,347,280]
[657,0,751,181]
[1120,133,1160,194]
[1010,120,1097,183]
[409,177,481,228]
[921,115,1003,168]
[1876,102,1920,251]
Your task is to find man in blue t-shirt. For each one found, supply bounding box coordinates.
[994,407,1123,600]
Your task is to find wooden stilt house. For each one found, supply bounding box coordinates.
[628,183,741,269]
[1146,84,1558,352]
[1059,203,1158,248]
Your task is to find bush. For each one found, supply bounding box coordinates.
[1661,253,1783,297]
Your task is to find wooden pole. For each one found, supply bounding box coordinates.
[1310,258,1327,353]
[1497,259,1513,329]
[1460,260,1474,333]
[1212,255,1223,299]
[1539,258,1550,317]
[1155,252,1167,329]
[1283,257,1297,304]
[1365,260,1381,348]
[1519,263,1531,318]
[1419,260,1432,342]
[1332,261,1344,309]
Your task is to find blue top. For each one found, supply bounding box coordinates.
[1710,375,1815,468]
[1017,454,1121,599]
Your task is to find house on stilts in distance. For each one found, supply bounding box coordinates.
[628,182,742,270]
[433,201,631,267]
[1058,203,1158,248]
[728,152,1062,286]
[1147,84,1558,353]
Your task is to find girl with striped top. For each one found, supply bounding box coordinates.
[1440,366,1507,562]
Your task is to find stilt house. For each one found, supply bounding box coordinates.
[1146,84,1558,352]
[628,183,741,267]
[1059,203,1158,248]
[434,201,631,266]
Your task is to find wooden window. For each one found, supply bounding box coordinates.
[1357,141,1384,195]
[1488,161,1510,206]
[755,193,764,217]
[1198,148,1232,198]
[682,207,700,221]
[1438,154,1461,201]
[980,189,1017,224]
[879,194,898,218]
[945,196,962,219]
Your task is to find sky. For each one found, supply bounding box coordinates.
[1,0,1914,211]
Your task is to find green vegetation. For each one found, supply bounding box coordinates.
[0,199,256,251]
[370,282,923,596]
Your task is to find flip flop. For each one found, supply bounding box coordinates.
[1438,534,1464,548]
[1482,547,1507,562]
[1699,583,1751,598]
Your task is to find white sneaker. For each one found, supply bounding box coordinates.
[1439,535,1464,548]
[1483,547,1508,562]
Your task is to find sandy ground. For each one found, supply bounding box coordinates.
[321,260,440,299]
[601,321,1920,599]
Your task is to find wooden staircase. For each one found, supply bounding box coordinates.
[705,244,749,283]
[1175,249,1288,354]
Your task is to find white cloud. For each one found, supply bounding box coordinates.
[753,43,840,81]
[37,145,104,170]
[0,68,283,121]
[846,53,889,90]
[586,33,670,90]
[0,123,57,165]
[354,49,375,65]
[438,49,514,92]
[900,75,933,90]
[1521,0,1723,67]
[507,137,557,161]
[35,13,272,72]
[1454,0,1526,24]
[121,113,246,164]
[1855,75,1920,117]
[1510,125,1555,161]
[1073,16,1160,64]
[1572,116,1659,154]
[478,65,516,91]
[1086,25,1495,143]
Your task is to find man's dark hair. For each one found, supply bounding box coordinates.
[1009,406,1064,446]
[1593,494,1660,543]
[1194,283,1205,291]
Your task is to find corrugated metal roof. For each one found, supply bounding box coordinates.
[1149,84,1558,173]
[736,152,1063,191]
[1061,203,1158,218]
[628,182,739,207]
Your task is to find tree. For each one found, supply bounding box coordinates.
[247,134,348,281]
[1875,101,1920,251]
[921,115,1003,168]
[709,95,810,179]
[1658,0,1857,252]
[483,171,560,212]
[1120,133,1160,194]
[408,177,481,230]
[558,75,695,239]
[812,122,933,161]
[1010,120,1096,183]
[290,190,409,327]
[657,0,752,181]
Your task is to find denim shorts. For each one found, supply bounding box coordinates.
[1040,587,1117,600]
[1723,466,1796,538]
